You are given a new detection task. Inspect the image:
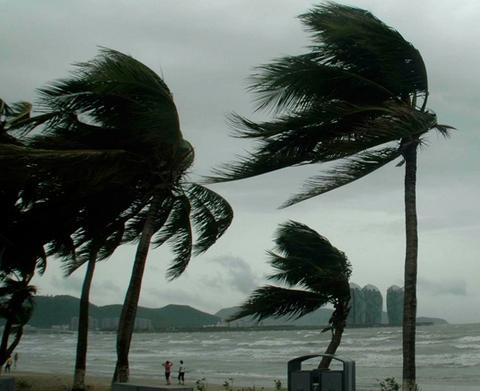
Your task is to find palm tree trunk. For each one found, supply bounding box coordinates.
[0,318,13,365]
[72,251,97,391]
[319,302,348,369]
[5,326,23,359]
[402,142,419,391]
[113,194,162,383]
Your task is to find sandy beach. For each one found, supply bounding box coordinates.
[5,371,480,391]
[4,371,276,391]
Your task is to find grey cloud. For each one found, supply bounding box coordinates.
[207,256,263,295]
[418,277,467,297]
[47,273,83,295]
[142,287,208,309]
[91,279,124,303]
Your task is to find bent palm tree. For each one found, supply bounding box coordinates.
[114,181,232,383]
[210,4,451,389]
[230,221,351,369]
[19,49,233,385]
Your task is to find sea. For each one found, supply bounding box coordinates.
[15,323,480,390]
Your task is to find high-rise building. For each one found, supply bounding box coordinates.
[347,283,365,326]
[362,284,383,325]
[387,285,404,326]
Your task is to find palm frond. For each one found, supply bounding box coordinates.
[268,221,351,294]
[282,147,402,207]
[229,285,329,322]
[36,48,182,149]
[153,195,193,280]
[434,123,455,138]
[249,53,394,113]
[300,3,428,102]
[183,183,233,255]
[210,102,435,185]
[126,195,174,243]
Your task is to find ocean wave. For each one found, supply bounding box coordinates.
[456,336,480,343]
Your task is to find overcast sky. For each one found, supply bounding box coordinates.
[2,0,479,323]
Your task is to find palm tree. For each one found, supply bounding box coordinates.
[15,49,233,385]
[113,181,233,383]
[0,275,36,367]
[230,220,351,369]
[209,4,452,390]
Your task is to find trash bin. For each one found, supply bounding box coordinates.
[288,354,355,391]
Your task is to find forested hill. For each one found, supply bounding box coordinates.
[29,295,221,330]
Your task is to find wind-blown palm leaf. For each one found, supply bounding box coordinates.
[282,147,402,207]
[35,48,181,151]
[268,221,350,291]
[250,53,394,113]
[153,195,193,280]
[0,143,138,193]
[299,3,428,102]
[123,195,174,244]
[229,286,329,322]
[210,100,438,186]
[183,183,234,255]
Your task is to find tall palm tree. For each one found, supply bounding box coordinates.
[209,4,452,389]
[230,220,351,369]
[16,49,233,385]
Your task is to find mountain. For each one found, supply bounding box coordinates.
[29,295,220,330]
[28,296,447,331]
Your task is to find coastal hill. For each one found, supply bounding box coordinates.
[28,295,447,331]
[30,295,220,330]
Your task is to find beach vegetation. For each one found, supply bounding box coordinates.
[209,3,451,388]
[0,276,36,366]
[0,48,232,387]
[273,379,284,391]
[379,377,400,391]
[196,377,208,391]
[229,220,351,369]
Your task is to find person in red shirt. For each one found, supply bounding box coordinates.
[162,360,173,385]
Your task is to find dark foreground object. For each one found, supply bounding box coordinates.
[111,384,193,391]
[0,377,15,391]
[288,354,355,391]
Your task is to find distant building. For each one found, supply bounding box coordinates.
[70,316,98,331]
[98,317,153,331]
[100,317,119,331]
[362,284,383,325]
[347,283,365,326]
[135,317,153,331]
[387,285,404,326]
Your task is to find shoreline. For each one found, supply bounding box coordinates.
[5,371,480,391]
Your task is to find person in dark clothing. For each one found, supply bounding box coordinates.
[178,360,185,385]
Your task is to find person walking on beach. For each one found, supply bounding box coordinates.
[4,356,13,373]
[162,360,173,385]
[13,352,18,368]
[178,360,186,385]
